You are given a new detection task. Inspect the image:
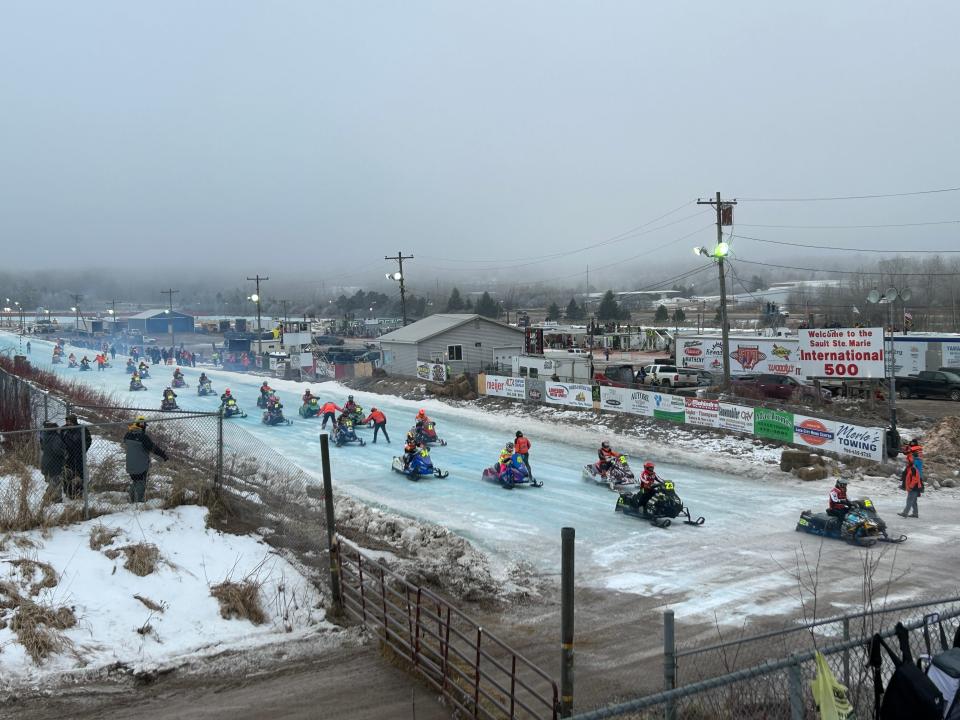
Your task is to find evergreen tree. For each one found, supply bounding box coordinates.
[475,291,500,318]
[546,302,561,321]
[564,297,585,321]
[596,290,622,322]
[445,287,465,312]
[464,297,473,310]
[654,305,669,323]
[672,307,686,323]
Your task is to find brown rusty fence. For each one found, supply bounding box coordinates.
[336,540,560,719]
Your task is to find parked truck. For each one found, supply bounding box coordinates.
[896,370,960,401]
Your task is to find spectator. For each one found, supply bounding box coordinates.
[363,407,390,443]
[123,416,169,503]
[61,414,92,500]
[39,421,66,503]
[109,344,116,360]
[898,443,924,519]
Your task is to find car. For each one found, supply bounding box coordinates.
[731,373,831,403]
[695,370,715,387]
[640,364,698,388]
[897,371,960,401]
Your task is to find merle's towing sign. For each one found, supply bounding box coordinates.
[798,328,885,379]
[834,423,883,462]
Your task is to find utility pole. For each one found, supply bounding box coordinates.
[697,191,737,387]
[279,299,291,324]
[385,252,414,326]
[161,288,179,348]
[246,275,269,356]
[70,294,83,333]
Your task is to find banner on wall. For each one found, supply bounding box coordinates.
[545,382,593,409]
[798,328,885,379]
[834,423,883,462]
[754,408,794,443]
[599,386,629,413]
[485,375,526,400]
[416,361,447,383]
[893,340,926,376]
[678,336,803,377]
[792,414,839,452]
[718,403,754,434]
[652,392,685,423]
[943,343,960,369]
[684,398,720,428]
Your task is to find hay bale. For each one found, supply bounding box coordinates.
[780,449,813,472]
[210,580,266,625]
[794,465,829,481]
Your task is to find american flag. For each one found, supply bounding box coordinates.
[903,311,913,321]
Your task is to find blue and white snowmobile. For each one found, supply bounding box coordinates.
[481,462,542,489]
[333,419,366,447]
[197,380,216,396]
[391,451,449,480]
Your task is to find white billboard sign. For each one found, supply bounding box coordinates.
[545,382,593,409]
[678,336,803,378]
[485,375,526,400]
[798,328,885,379]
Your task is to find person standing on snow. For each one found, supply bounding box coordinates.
[514,431,532,477]
[320,400,343,430]
[364,407,389,443]
[39,421,66,503]
[898,454,923,519]
[61,414,92,500]
[123,416,168,503]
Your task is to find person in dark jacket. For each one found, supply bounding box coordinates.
[61,414,91,500]
[123,416,168,503]
[39,421,66,503]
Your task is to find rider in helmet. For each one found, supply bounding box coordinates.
[302,388,314,405]
[220,388,232,404]
[415,408,430,425]
[199,371,209,385]
[402,431,418,469]
[827,479,851,519]
[597,440,619,477]
[633,461,661,509]
[343,394,358,414]
[173,367,184,381]
[498,441,515,470]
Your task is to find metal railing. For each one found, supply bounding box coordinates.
[336,539,560,719]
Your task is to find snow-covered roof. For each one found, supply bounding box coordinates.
[378,313,523,344]
[128,309,194,320]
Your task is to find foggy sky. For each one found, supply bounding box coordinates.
[2,1,958,289]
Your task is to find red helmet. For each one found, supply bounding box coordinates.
[644,461,655,469]
[225,389,231,395]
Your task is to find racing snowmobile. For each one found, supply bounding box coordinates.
[262,406,292,426]
[481,463,543,489]
[79,360,91,371]
[341,405,367,428]
[257,393,272,409]
[138,366,151,379]
[412,421,446,446]
[221,398,247,418]
[582,454,638,491]
[615,480,705,528]
[52,353,62,364]
[299,398,321,418]
[160,396,180,412]
[391,451,449,480]
[333,419,366,447]
[197,380,216,396]
[129,377,147,392]
[796,497,905,546]
[171,376,188,389]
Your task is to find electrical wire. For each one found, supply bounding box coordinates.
[739,186,960,202]
[732,258,960,277]
[732,233,960,254]
[737,220,960,230]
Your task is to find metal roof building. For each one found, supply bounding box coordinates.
[126,309,195,335]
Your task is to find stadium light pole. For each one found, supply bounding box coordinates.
[694,241,732,388]
[867,286,912,452]
[249,293,263,355]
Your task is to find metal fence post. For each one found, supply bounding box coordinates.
[788,654,804,720]
[215,410,224,486]
[561,526,575,717]
[43,392,49,422]
[842,616,851,689]
[664,609,677,720]
[81,423,90,521]
[320,432,342,613]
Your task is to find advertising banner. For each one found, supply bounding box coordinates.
[416,361,447,383]
[678,336,803,377]
[526,378,546,402]
[792,414,839,453]
[545,382,594,409]
[718,403,754,434]
[943,343,960,369]
[798,328,885,379]
[834,423,884,463]
[484,375,526,400]
[651,392,685,423]
[684,397,720,428]
[754,408,794,443]
[892,340,926,376]
[599,386,629,413]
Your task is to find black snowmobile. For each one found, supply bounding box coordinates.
[197,380,216,396]
[796,497,906,547]
[615,480,705,528]
[262,407,292,426]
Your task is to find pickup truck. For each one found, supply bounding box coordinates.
[897,370,960,401]
[640,364,698,388]
[731,373,832,403]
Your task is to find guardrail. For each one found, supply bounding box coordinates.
[336,540,560,719]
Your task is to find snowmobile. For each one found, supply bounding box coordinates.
[79,361,91,372]
[481,463,543,489]
[299,399,321,418]
[262,407,292,426]
[391,452,449,480]
[796,498,905,547]
[52,354,62,365]
[138,366,151,379]
[333,419,366,447]
[615,480,705,528]
[412,421,447,446]
[257,393,272,409]
[582,455,638,491]
[67,359,78,368]
[341,405,367,428]
[171,376,188,389]
[160,396,179,412]
[197,380,216,396]
[129,379,147,392]
[221,398,247,418]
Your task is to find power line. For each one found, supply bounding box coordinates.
[733,233,960,254]
[739,186,960,202]
[732,257,960,277]
[737,219,960,230]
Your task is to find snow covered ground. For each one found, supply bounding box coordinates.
[5,333,960,626]
[0,505,331,685]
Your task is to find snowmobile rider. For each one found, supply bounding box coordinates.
[260,381,272,397]
[415,408,430,425]
[80,356,91,369]
[198,372,210,386]
[498,445,527,481]
[173,367,184,380]
[126,359,136,373]
[320,400,343,430]
[827,479,851,519]
[402,432,418,469]
[266,391,280,410]
[597,441,619,477]
[497,442,516,473]
[163,387,177,400]
[343,395,358,415]
[302,389,314,405]
[220,388,232,405]
[634,461,661,509]
[68,353,76,365]
[129,372,143,390]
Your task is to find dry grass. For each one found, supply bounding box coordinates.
[133,594,164,612]
[8,558,58,596]
[89,524,122,551]
[210,579,267,625]
[119,543,160,577]
[10,599,77,664]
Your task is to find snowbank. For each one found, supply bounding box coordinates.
[0,506,333,687]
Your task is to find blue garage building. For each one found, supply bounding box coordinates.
[126,309,195,335]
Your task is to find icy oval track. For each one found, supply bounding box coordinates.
[6,334,939,621]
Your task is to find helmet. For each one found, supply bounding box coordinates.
[134,415,147,429]
[225,388,231,395]
[601,441,610,449]
[406,431,415,440]
[348,395,354,401]
[505,442,515,451]
[619,455,628,464]
[836,479,848,487]
[516,431,523,438]
[644,461,655,469]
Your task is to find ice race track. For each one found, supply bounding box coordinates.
[7,333,960,625]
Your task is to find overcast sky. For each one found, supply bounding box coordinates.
[2,1,958,290]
